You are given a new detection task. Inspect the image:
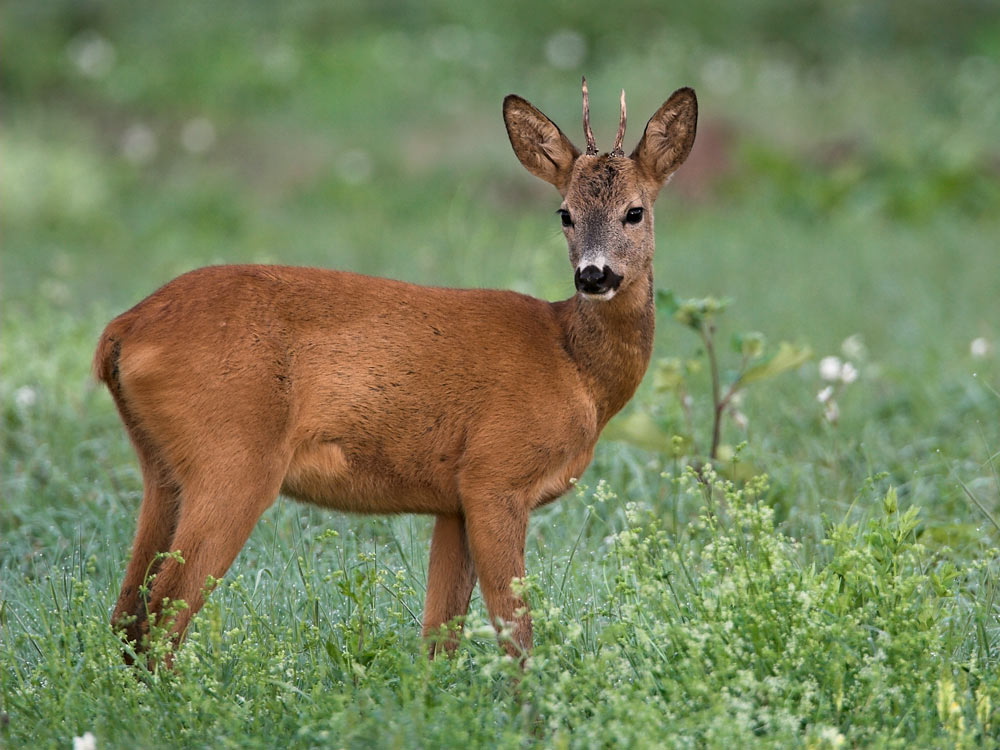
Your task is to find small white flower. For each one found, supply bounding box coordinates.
[819,356,842,381]
[14,386,37,409]
[820,355,859,384]
[731,409,748,429]
[971,337,990,358]
[73,732,97,750]
[816,386,834,404]
[816,725,845,749]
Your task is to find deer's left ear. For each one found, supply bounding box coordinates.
[631,87,698,189]
[504,95,580,194]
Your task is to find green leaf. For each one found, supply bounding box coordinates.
[739,341,812,385]
[883,486,898,515]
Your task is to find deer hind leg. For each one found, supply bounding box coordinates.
[422,514,477,656]
[462,491,531,659]
[111,449,181,648]
[139,452,289,660]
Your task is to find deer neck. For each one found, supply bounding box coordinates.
[556,266,655,428]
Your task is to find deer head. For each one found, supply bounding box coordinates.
[503,79,697,300]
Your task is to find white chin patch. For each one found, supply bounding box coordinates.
[580,288,617,301]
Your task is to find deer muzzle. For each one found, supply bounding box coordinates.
[574,264,624,296]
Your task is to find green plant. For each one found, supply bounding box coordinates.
[653,290,811,462]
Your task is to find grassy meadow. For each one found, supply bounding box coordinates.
[2,1,1000,747]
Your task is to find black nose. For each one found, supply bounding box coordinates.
[575,265,623,295]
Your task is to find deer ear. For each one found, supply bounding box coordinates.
[504,95,580,193]
[631,87,698,188]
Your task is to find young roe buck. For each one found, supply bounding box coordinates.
[94,79,697,662]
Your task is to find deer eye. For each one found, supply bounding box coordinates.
[625,207,644,225]
[557,209,573,228]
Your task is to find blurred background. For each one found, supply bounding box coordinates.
[3,0,997,325]
[2,1,999,529]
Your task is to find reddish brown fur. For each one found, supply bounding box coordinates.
[97,84,697,663]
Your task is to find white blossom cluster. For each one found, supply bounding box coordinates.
[816,340,863,424]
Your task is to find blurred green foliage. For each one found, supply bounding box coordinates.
[3,0,999,311]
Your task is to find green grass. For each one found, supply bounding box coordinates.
[3,2,1000,748]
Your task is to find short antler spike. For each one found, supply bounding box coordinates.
[582,77,598,156]
[611,89,627,157]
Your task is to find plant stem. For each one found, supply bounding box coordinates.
[702,321,723,460]
[711,401,724,462]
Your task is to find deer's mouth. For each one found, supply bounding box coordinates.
[574,264,623,297]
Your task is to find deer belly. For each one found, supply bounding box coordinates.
[280,440,459,514]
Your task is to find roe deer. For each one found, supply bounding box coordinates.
[95,79,697,663]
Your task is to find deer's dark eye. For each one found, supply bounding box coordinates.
[557,209,573,227]
[625,207,644,225]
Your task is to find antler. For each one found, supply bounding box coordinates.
[582,79,627,157]
[582,77,598,156]
[611,89,627,157]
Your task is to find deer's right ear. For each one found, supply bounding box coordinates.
[504,95,580,193]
